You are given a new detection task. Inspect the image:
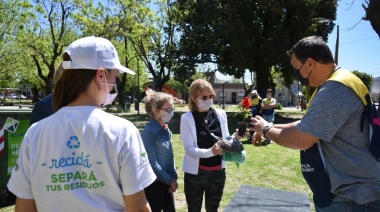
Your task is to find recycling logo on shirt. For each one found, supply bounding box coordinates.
[67,136,80,149]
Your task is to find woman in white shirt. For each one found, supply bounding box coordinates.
[180,79,245,212]
[8,36,156,212]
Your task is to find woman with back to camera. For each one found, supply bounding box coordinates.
[7,36,156,212]
[141,90,178,212]
[180,79,246,212]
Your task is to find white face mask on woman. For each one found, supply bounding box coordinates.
[197,98,213,111]
[101,78,118,106]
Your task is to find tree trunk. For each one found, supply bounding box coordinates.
[255,66,275,98]
[116,73,127,109]
[44,81,53,98]
[31,87,40,103]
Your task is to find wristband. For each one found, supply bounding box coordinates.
[263,125,271,138]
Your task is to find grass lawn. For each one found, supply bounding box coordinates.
[1,106,313,212]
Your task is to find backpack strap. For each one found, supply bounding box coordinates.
[326,69,369,105]
[327,69,380,161]
[327,69,370,132]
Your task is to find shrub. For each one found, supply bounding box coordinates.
[275,103,283,110]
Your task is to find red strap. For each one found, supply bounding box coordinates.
[199,164,222,171]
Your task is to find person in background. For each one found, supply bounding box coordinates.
[141,90,178,212]
[260,88,276,144]
[251,36,380,212]
[7,36,155,212]
[299,96,307,111]
[30,63,64,125]
[249,90,262,117]
[180,79,246,212]
[249,90,263,145]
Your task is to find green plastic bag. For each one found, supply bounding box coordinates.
[223,150,246,167]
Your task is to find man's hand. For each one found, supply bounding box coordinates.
[249,116,270,135]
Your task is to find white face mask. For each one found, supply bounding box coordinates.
[161,111,174,123]
[101,78,118,106]
[197,98,213,111]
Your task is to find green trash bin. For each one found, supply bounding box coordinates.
[0,108,32,207]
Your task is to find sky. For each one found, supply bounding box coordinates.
[327,0,380,77]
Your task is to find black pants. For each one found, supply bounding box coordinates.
[184,169,226,212]
[144,181,176,212]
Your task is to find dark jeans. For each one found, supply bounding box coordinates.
[184,168,226,212]
[144,181,175,212]
[316,195,380,212]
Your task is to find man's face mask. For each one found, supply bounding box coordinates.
[101,77,118,106]
[294,61,313,86]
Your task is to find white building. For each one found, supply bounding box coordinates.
[207,71,301,106]
[370,77,380,102]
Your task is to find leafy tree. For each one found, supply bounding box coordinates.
[0,0,27,87]
[14,0,79,99]
[72,0,138,108]
[75,0,178,107]
[111,0,153,106]
[176,0,337,96]
[352,70,373,90]
[125,0,182,92]
[166,77,187,96]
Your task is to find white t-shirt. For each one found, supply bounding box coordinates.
[7,106,156,212]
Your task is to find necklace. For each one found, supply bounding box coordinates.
[199,111,209,124]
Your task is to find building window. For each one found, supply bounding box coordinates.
[219,92,226,98]
[237,92,244,97]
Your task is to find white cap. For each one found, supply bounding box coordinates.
[62,36,135,75]
[251,90,257,94]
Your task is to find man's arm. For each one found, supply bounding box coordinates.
[15,198,37,212]
[250,116,318,150]
[124,190,151,212]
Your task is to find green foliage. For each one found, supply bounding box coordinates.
[352,70,373,90]
[302,86,316,102]
[176,0,337,96]
[167,78,187,94]
[1,0,337,111]
[275,103,283,110]
[121,0,182,92]
[8,0,81,96]
[234,104,251,122]
[231,77,242,83]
